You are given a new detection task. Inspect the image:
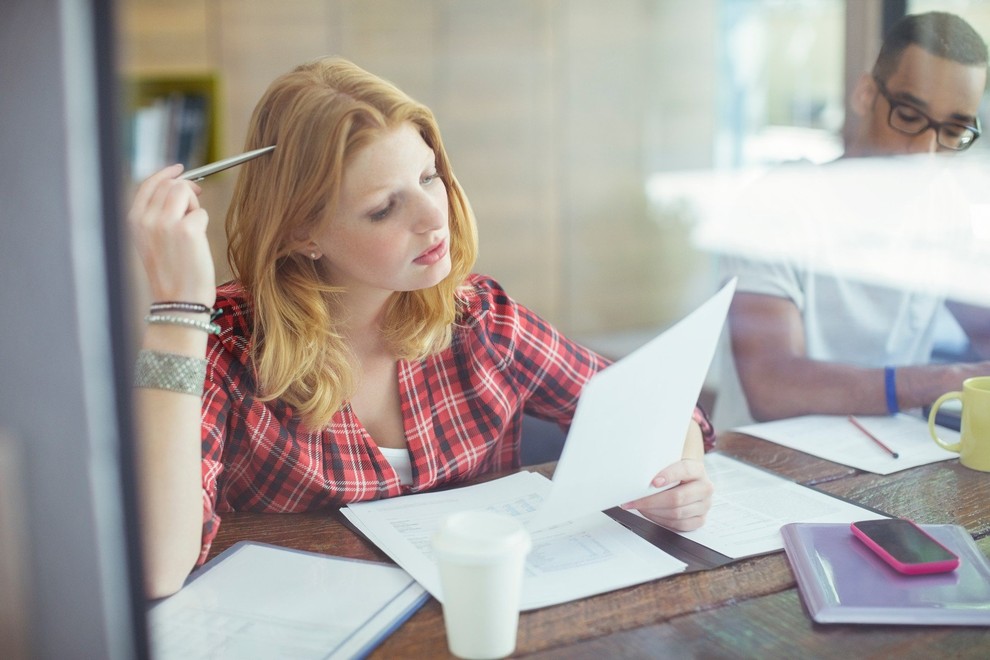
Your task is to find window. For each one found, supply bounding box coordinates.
[717,0,846,167]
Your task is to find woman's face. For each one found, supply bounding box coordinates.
[311,122,451,297]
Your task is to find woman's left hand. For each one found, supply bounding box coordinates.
[620,457,714,532]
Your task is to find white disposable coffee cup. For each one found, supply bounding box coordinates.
[432,511,532,659]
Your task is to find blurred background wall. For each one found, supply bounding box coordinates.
[117,0,990,355]
[117,0,844,353]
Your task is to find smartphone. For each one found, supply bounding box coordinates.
[850,519,960,575]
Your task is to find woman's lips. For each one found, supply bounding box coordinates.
[414,239,448,265]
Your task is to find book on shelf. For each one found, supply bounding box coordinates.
[130,90,210,180]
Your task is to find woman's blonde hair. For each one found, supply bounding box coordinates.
[225,57,478,428]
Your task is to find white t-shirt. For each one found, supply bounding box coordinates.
[707,159,973,432]
[712,255,945,431]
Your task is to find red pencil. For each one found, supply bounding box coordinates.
[848,415,900,459]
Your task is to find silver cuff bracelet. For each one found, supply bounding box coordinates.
[134,349,207,395]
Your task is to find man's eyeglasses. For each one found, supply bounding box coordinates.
[873,77,981,151]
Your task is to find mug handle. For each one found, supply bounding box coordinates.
[928,391,963,453]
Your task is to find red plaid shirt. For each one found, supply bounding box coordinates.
[198,274,714,562]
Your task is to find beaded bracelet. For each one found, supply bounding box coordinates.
[150,301,212,315]
[134,349,207,395]
[145,314,220,335]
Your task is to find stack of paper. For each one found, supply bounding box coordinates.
[345,471,687,610]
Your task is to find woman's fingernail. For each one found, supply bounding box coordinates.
[652,477,667,488]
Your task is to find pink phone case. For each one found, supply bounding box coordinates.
[850,520,960,575]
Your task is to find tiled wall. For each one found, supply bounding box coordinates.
[120,0,718,346]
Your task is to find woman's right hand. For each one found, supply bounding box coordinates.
[128,164,216,308]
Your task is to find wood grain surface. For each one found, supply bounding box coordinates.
[204,433,990,658]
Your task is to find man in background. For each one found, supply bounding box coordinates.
[714,11,990,430]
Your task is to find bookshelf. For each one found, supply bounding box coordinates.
[126,73,220,181]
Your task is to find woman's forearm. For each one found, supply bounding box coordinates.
[135,325,209,598]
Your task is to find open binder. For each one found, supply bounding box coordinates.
[782,522,990,626]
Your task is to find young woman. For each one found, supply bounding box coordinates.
[129,57,716,598]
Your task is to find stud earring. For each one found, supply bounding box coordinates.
[310,252,318,260]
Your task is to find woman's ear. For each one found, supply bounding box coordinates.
[290,233,322,261]
[850,72,877,119]
[301,242,322,261]
[286,224,320,260]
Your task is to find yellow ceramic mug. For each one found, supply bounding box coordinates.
[928,376,990,472]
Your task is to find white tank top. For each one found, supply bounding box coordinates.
[377,446,413,485]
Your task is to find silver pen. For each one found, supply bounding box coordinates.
[179,145,276,182]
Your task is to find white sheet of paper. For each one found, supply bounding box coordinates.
[669,453,886,558]
[343,471,687,611]
[531,279,736,528]
[733,414,959,474]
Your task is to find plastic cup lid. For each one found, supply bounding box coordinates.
[432,510,532,563]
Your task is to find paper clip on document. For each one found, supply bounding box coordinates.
[179,145,276,182]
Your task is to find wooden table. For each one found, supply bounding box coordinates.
[206,433,990,658]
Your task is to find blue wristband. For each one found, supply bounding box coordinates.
[884,366,899,414]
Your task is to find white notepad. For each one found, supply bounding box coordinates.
[148,541,428,659]
[734,413,958,474]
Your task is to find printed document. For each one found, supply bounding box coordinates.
[671,453,885,558]
[343,471,687,610]
[343,453,885,607]
[733,414,958,474]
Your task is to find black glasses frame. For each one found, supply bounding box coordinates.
[872,76,982,151]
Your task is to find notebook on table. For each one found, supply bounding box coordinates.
[148,541,428,659]
[781,522,990,626]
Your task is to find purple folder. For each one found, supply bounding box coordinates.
[781,522,990,626]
